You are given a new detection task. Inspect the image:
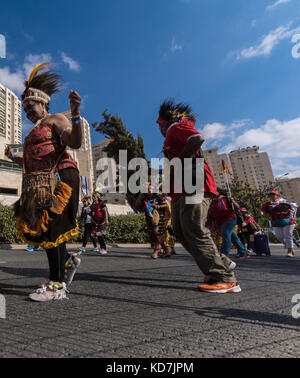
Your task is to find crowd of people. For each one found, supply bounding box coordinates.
[3,63,299,302]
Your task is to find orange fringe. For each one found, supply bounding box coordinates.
[16,210,51,237]
[50,181,72,215]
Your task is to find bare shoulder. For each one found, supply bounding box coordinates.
[47,113,70,128]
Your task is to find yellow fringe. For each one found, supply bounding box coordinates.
[18,222,79,250]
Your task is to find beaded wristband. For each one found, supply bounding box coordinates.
[72,118,81,126]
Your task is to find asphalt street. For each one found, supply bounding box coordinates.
[1,243,300,358]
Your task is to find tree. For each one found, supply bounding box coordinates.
[92,110,149,211]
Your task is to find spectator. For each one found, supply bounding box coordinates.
[78,195,98,253]
[90,191,109,255]
[238,208,260,253]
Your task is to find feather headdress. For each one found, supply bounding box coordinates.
[157,99,196,126]
[26,62,52,87]
[21,62,61,104]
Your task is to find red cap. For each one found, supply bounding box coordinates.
[268,190,279,196]
[240,207,248,212]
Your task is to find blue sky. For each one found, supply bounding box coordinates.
[1,0,300,177]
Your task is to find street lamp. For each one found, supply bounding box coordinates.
[276,173,289,180]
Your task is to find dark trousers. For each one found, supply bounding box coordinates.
[238,232,250,250]
[82,223,97,248]
[93,218,107,250]
[45,242,70,283]
[97,235,106,250]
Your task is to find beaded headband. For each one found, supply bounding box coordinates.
[22,87,50,104]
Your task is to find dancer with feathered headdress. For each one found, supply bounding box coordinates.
[5,63,83,301]
[156,99,241,293]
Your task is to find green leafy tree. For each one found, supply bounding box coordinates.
[93,110,149,211]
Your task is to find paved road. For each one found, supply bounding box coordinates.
[0,244,300,358]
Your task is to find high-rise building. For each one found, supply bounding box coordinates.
[63,111,94,197]
[92,139,127,205]
[203,148,233,189]
[0,84,22,205]
[92,138,111,181]
[276,177,300,207]
[229,146,274,189]
[0,83,22,149]
[203,146,275,190]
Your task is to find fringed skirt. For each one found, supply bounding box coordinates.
[14,168,80,249]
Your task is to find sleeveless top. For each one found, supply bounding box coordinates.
[23,121,78,173]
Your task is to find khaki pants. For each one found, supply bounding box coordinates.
[171,194,236,283]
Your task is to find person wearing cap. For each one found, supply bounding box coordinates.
[261,190,297,257]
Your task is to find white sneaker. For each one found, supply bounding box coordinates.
[29,282,68,302]
[227,261,237,271]
[99,249,107,255]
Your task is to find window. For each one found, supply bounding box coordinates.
[0,187,18,195]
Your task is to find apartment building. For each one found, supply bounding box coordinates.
[203,148,233,189]
[92,139,127,205]
[229,146,274,189]
[276,177,300,207]
[0,83,22,146]
[203,146,275,190]
[0,84,22,205]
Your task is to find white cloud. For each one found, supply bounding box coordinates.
[286,170,300,178]
[0,67,25,94]
[199,116,300,177]
[23,53,53,78]
[200,122,226,140]
[0,53,53,95]
[223,117,300,177]
[267,0,291,10]
[61,52,80,72]
[170,37,182,53]
[236,22,300,60]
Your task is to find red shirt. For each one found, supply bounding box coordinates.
[208,195,236,225]
[163,119,217,202]
[90,201,107,220]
